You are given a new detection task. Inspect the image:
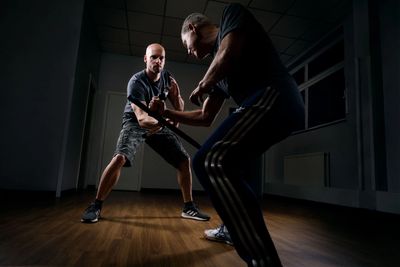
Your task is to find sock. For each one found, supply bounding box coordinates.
[184,201,194,208]
[94,199,103,209]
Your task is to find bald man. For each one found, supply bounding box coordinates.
[81,44,210,223]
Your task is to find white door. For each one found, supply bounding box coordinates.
[100,92,143,191]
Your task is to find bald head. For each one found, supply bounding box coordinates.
[146,43,165,57]
[144,43,166,78]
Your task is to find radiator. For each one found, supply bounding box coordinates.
[284,152,330,187]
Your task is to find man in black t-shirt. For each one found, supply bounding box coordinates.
[150,4,304,267]
[81,43,210,223]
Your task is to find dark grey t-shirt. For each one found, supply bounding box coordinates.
[123,69,171,123]
[212,3,291,105]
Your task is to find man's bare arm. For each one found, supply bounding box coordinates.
[199,30,245,93]
[162,93,225,127]
[168,77,184,111]
[132,102,160,130]
[190,30,245,106]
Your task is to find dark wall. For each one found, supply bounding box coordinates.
[61,1,101,193]
[0,0,86,192]
[380,0,400,193]
[265,0,400,214]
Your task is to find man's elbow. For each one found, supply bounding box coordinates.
[200,114,214,127]
[137,117,146,128]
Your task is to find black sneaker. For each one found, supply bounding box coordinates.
[181,203,210,221]
[81,202,101,223]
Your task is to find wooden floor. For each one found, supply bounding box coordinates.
[1,190,399,267]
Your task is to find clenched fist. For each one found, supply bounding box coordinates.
[149,96,166,115]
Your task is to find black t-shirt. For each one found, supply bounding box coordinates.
[123,69,171,123]
[212,3,291,105]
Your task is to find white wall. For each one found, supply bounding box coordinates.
[84,53,234,191]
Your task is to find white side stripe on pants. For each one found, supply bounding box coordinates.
[205,87,279,266]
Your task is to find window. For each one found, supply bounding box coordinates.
[308,40,344,78]
[308,68,346,127]
[288,27,346,131]
[292,67,305,85]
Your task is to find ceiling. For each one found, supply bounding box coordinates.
[89,0,352,66]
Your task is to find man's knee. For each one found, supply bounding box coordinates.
[203,145,235,174]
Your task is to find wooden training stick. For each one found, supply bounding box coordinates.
[129,96,201,149]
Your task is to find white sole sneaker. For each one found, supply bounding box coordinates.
[181,212,210,221]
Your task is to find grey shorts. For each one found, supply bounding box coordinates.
[114,121,190,168]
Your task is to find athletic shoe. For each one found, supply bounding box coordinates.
[204,224,233,245]
[181,203,210,221]
[81,202,101,223]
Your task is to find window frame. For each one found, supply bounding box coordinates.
[288,34,347,133]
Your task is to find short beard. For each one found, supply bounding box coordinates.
[151,66,161,74]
